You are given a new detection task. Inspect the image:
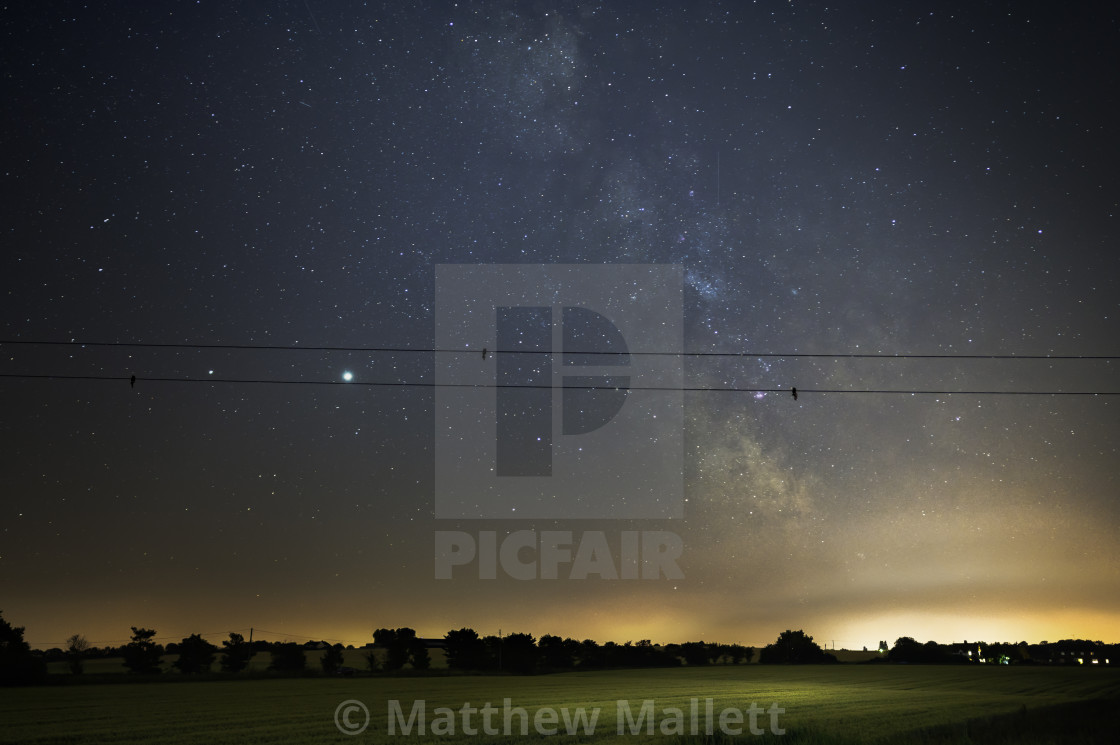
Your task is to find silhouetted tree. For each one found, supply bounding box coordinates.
[680,641,711,666]
[601,640,623,668]
[410,643,431,670]
[632,640,653,666]
[728,644,753,664]
[66,634,89,675]
[501,632,539,674]
[578,639,605,669]
[539,634,578,669]
[220,633,253,673]
[758,629,836,664]
[0,611,47,684]
[983,641,1018,665]
[373,628,401,670]
[363,649,380,673]
[888,637,953,664]
[122,627,163,674]
[482,635,503,670]
[41,646,65,664]
[173,634,217,674]
[269,642,306,673]
[320,644,344,674]
[444,628,489,670]
[374,627,428,670]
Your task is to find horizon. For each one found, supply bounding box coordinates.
[24,634,1120,654]
[19,618,1120,654]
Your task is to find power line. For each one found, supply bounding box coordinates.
[1,338,1117,360]
[1,372,1115,395]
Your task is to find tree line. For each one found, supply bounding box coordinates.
[401,627,755,674]
[105,626,758,677]
[3,609,1115,685]
[1,610,755,682]
[884,636,1119,665]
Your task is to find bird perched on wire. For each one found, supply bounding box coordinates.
[130,374,136,388]
[791,387,798,401]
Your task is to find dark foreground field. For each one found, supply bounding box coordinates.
[2,665,1118,744]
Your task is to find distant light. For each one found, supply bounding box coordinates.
[342,371,353,382]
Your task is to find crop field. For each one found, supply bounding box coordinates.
[2,665,1118,744]
[43,650,450,676]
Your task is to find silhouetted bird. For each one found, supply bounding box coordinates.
[482,348,488,359]
[791,387,797,400]
[130,374,136,388]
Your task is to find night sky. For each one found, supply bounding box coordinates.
[2,2,1118,652]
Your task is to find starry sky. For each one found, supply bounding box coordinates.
[2,2,1118,652]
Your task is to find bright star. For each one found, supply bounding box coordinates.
[342,371,353,382]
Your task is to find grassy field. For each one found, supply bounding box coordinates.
[45,648,874,676]
[3,665,1118,744]
[44,649,447,676]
